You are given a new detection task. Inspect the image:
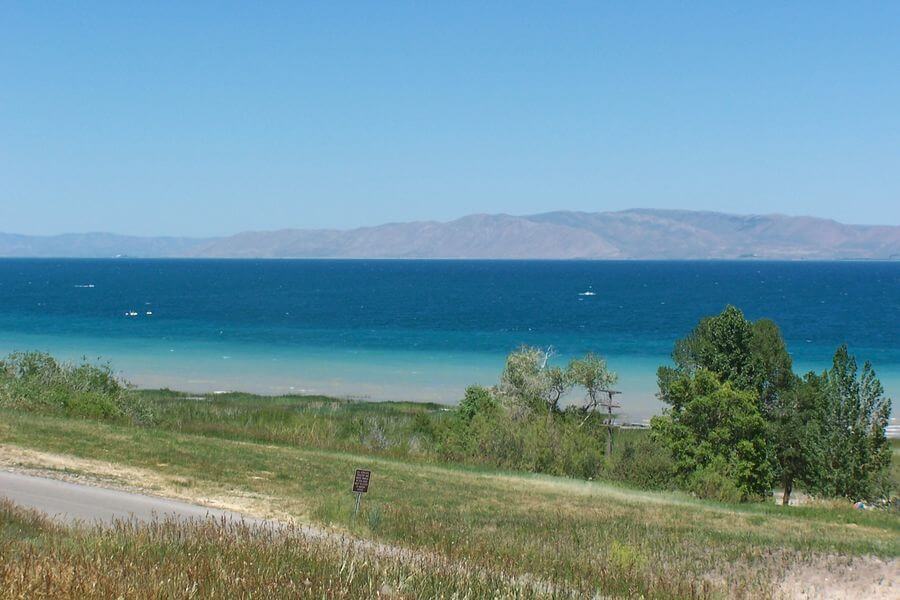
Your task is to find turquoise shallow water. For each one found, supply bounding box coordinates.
[0,259,897,420]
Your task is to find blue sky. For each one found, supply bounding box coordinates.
[2,2,898,236]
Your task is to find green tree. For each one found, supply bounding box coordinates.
[661,306,792,413]
[568,353,619,456]
[658,307,797,502]
[499,346,571,418]
[748,319,794,414]
[807,346,892,501]
[651,369,773,501]
[668,305,756,390]
[770,374,821,505]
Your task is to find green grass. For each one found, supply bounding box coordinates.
[137,389,449,460]
[2,405,898,599]
[134,389,666,484]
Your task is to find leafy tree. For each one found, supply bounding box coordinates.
[661,306,792,413]
[770,374,821,505]
[498,346,545,414]
[499,346,571,418]
[748,319,794,414]
[651,369,773,501]
[568,353,619,455]
[658,307,797,502]
[807,346,892,500]
[544,365,570,416]
[668,305,756,390]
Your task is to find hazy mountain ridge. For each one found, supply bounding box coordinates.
[0,232,206,258]
[3,210,899,259]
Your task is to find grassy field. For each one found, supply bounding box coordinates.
[1,391,898,599]
[0,499,546,599]
[139,389,450,460]
[137,388,670,488]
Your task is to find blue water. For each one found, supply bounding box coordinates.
[0,259,897,420]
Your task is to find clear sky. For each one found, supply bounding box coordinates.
[2,2,899,236]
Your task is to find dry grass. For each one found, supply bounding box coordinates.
[776,554,899,599]
[0,444,293,520]
[0,500,571,600]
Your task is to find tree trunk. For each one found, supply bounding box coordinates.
[781,478,793,506]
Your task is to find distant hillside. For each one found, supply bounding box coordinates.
[0,232,204,259]
[3,210,899,259]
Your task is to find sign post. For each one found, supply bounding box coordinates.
[352,469,371,516]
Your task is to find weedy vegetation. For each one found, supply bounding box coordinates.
[0,500,562,599]
[0,351,152,425]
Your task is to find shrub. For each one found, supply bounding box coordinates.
[458,385,498,422]
[603,431,675,490]
[0,351,151,425]
[687,458,744,503]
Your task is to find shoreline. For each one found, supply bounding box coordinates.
[4,331,900,423]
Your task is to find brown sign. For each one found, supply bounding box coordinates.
[352,469,371,494]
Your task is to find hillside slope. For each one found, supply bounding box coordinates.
[3,209,899,259]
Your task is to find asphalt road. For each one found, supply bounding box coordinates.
[0,470,253,525]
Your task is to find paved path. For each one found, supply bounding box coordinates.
[0,470,253,525]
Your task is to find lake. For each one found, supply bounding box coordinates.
[0,259,897,420]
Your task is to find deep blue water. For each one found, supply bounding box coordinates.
[0,259,897,419]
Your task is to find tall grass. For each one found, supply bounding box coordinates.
[137,389,673,487]
[0,499,563,599]
[141,389,445,457]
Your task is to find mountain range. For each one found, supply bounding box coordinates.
[2,209,899,260]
